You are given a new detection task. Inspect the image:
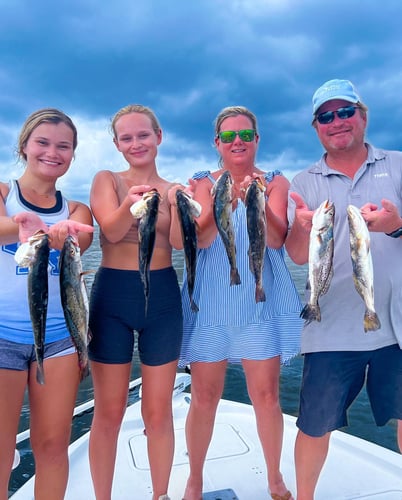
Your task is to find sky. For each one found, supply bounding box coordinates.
[1,0,402,206]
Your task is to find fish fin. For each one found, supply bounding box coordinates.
[255,285,266,303]
[190,298,199,312]
[300,303,321,324]
[87,327,93,345]
[36,364,45,385]
[79,359,90,381]
[230,268,241,286]
[82,269,96,276]
[364,310,381,332]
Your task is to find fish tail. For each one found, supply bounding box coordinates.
[300,303,321,324]
[364,310,381,332]
[190,298,199,312]
[230,268,241,286]
[79,359,90,381]
[255,284,266,303]
[36,358,45,385]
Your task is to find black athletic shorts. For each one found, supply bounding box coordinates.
[88,266,183,366]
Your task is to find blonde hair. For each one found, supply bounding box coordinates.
[214,105,259,136]
[18,108,77,162]
[111,104,161,138]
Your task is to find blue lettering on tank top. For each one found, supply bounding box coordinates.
[2,243,60,276]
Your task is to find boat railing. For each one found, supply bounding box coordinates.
[13,372,191,470]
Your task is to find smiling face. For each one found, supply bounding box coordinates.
[314,99,367,154]
[113,112,162,168]
[215,114,259,170]
[22,122,75,179]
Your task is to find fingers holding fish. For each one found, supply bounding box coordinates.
[127,184,152,207]
[360,198,402,234]
[13,212,48,243]
[48,220,94,250]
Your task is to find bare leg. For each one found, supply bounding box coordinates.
[0,369,27,500]
[29,353,80,500]
[89,361,131,500]
[141,360,178,500]
[243,358,293,500]
[182,361,227,500]
[294,430,330,500]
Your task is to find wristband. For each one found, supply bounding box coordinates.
[385,227,402,238]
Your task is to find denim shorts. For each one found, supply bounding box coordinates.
[0,336,75,371]
[297,344,402,437]
[88,266,183,366]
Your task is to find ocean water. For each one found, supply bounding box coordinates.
[9,230,398,496]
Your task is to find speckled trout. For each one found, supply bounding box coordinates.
[211,171,241,286]
[176,189,201,312]
[15,230,49,384]
[301,200,335,324]
[245,177,267,302]
[60,235,90,380]
[130,189,161,315]
[347,204,381,332]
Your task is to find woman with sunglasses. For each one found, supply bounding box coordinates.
[0,108,93,500]
[178,106,302,500]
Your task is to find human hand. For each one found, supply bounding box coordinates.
[360,199,402,233]
[48,220,94,249]
[127,185,152,205]
[289,192,314,232]
[12,212,48,243]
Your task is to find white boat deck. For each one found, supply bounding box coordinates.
[11,373,402,499]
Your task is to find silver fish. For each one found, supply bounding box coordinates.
[347,204,381,332]
[15,230,50,385]
[60,235,90,380]
[245,177,267,302]
[301,200,335,324]
[211,171,241,286]
[176,189,201,312]
[130,189,161,314]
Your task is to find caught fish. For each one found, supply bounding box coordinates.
[211,171,241,285]
[176,189,201,312]
[301,200,335,324]
[347,204,381,332]
[60,235,90,380]
[15,230,49,384]
[245,177,267,302]
[130,189,161,314]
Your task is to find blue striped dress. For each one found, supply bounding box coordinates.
[179,170,302,367]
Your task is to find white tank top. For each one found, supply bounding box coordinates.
[0,180,71,343]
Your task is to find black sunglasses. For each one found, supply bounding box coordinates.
[316,106,358,125]
[217,129,256,143]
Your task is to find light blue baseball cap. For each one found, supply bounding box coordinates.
[312,79,365,115]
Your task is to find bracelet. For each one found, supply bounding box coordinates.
[385,227,402,238]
